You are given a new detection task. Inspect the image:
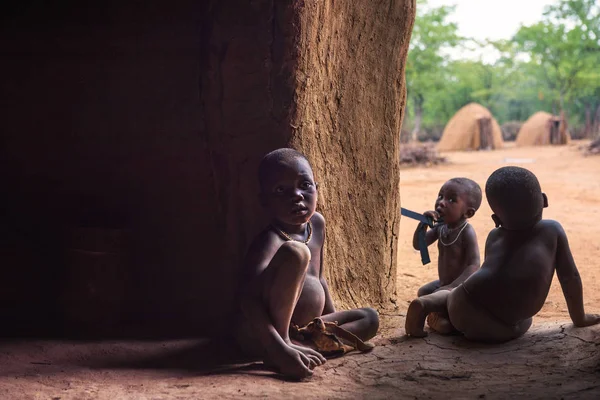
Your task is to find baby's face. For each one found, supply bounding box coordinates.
[435,181,469,225]
[261,157,317,226]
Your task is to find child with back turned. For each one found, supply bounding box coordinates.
[235,148,379,379]
[405,166,600,342]
[411,178,482,333]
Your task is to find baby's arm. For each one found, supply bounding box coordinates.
[554,222,600,327]
[439,225,480,290]
[412,211,440,250]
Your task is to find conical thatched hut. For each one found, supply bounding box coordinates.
[437,103,504,151]
[516,111,570,146]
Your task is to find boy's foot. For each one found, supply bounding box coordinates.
[267,343,315,379]
[289,343,327,365]
[426,312,457,335]
[405,299,428,338]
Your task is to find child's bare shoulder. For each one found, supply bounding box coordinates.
[463,223,478,241]
[535,219,565,238]
[311,211,326,229]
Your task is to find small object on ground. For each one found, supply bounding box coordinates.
[290,318,374,357]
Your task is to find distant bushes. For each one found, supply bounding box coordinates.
[500,121,522,141]
[400,125,445,143]
[400,143,447,167]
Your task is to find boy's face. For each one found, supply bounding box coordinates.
[435,181,473,225]
[260,157,317,226]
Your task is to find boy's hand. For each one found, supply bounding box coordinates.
[423,211,440,223]
[574,313,600,328]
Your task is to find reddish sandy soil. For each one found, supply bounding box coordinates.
[1,142,599,399]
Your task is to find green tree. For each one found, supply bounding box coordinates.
[514,0,600,116]
[406,0,460,141]
[546,0,600,137]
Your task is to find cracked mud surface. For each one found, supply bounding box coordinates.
[1,143,599,399]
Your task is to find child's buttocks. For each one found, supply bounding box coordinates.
[292,275,326,326]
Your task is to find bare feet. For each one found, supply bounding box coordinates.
[267,343,315,380]
[426,312,457,335]
[574,313,600,328]
[405,299,428,338]
[289,343,327,366]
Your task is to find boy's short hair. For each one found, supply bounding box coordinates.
[258,148,311,187]
[449,177,482,211]
[485,166,543,220]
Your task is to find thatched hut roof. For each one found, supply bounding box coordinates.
[516,111,570,146]
[437,103,504,151]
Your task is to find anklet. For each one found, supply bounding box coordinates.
[272,221,313,244]
[439,221,468,246]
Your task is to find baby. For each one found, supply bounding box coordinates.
[235,148,379,379]
[412,178,482,333]
[405,166,600,341]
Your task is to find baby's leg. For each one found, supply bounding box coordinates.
[321,307,379,342]
[405,290,450,337]
[417,279,441,297]
[447,285,532,343]
[238,241,326,377]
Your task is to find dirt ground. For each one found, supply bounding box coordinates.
[1,142,599,399]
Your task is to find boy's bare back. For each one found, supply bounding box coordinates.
[463,220,560,326]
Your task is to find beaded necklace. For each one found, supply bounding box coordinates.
[272,221,313,244]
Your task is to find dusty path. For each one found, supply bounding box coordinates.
[1,142,599,399]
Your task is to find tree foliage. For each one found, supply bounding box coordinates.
[404,0,600,140]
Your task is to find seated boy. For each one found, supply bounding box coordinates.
[405,166,600,342]
[235,148,379,379]
[412,178,482,333]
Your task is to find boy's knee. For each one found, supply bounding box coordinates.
[417,281,438,297]
[362,307,380,330]
[278,241,311,266]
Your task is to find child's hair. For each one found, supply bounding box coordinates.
[485,166,543,219]
[258,148,310,187]
[448,177,482,211]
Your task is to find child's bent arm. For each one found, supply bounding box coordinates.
[554,223,599,327]
[412,223,439,250]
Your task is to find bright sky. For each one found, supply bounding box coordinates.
[426,0,557,62]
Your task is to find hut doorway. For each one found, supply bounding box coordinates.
[549,118,561,144]
[478,117,493,150]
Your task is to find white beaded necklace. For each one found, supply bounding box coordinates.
[439,220,469,246]
[272,221,313,244]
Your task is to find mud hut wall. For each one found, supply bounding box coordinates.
[289,1,415,309]
[516,111,572,146]
[491,118,504,149]
[438,103,503,151]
